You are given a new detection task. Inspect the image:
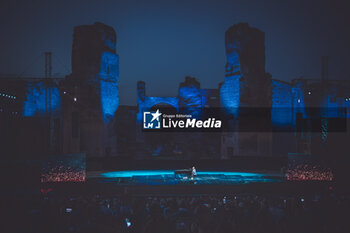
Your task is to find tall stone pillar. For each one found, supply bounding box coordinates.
[64,22,119,157]
[220,23,272,157]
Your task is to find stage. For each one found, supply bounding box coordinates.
[87,170,283,185]
[37,169,336,196]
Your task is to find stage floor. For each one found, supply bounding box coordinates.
[87,170,283,185]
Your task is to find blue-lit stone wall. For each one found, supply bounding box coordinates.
[344,96,350,118]
[200,89,219,108]
[220,75,240,116]
[100,80,119,121]
[99,52,119,122]
[221,23,267,116]
[271,80,306,127]
[291,83,306,122]
[322,88,349,118]
[221,24,242,116]
[23,82,61,117]
[270,80,292,156]
[144,97,179,111]
[137,96,179,123]
[271,80,293,126]
[136,81,179,123]
[178,85,202,117]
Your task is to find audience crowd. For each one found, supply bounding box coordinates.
[286,164,334,181]
[41,166,86,183]
[4,189,349,233]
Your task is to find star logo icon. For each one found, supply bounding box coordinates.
[150,109,162,122]
[143,109,162,129]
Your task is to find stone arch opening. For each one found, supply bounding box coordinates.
[149,102,178,114]
[141,97,179,114]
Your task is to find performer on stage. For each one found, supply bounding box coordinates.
[191,166,197,179]
[174,166,197,179]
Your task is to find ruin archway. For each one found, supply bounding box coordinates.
[142,97,179,113]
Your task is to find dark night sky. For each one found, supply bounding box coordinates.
[0,0,349,105]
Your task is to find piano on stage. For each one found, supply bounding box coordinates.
[174,168,192,179]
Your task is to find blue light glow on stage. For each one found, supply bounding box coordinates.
[101,170,267,178]
[102,170,174,178]
[98,170,281,185]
